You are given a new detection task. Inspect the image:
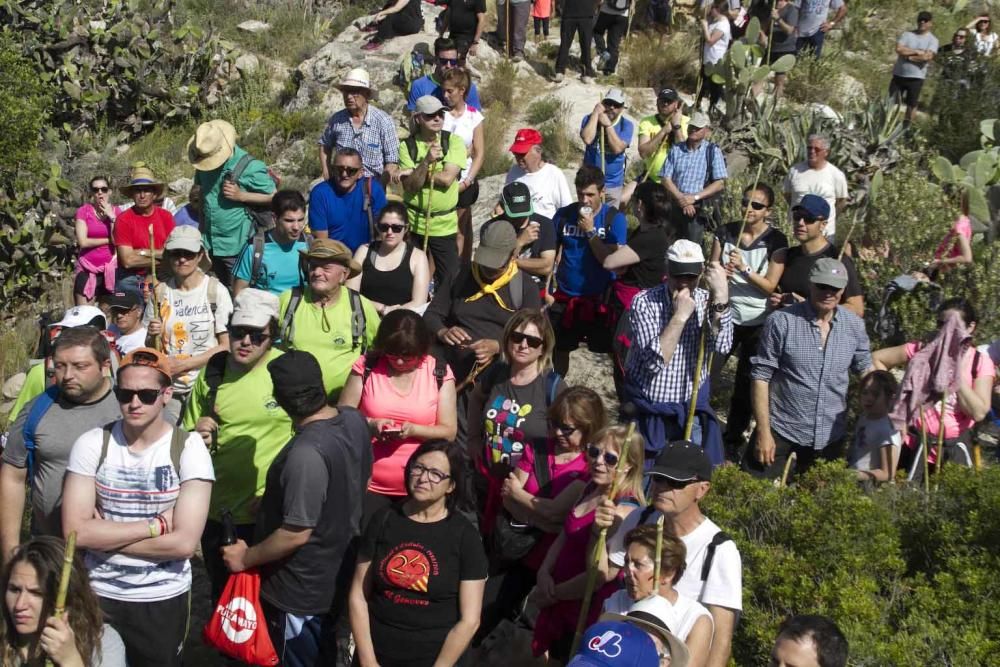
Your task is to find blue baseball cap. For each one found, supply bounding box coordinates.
[792,194,830,220]
[567,620,661,667]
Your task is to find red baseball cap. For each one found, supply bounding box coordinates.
[509,128,543,154]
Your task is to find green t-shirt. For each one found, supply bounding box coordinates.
[194,146,277,257]
[277,287,380,400]
[399,132,467,237]
[9,363,47,423]
[182,348,293,524]
[638,113,690,181]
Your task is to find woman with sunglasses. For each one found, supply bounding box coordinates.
[347,202,431,315]
[350,440,487,667]
[441,67,485,264]
[529,424,646,661]
[709,183,788,458]
[74,176,122,306]
[339,309,457,526]
[968,14,997,56]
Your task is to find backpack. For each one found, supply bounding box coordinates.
[608,0,632,15]
[21,385,61,496]
[362,177,377,243]
[362,352,448,390]
[201,350,230,422]
[227,154,278,239]
[697,142,726,233]
[248,231,314,290]
[278,286,368,354]
[394,50,429,95]
[637,506,733,583]
[99,422,187,479]
[403,131,453,169]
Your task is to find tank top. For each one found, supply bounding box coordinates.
[360,242,415,307]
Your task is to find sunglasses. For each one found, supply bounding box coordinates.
[651,475,696,490]
[342,87,367,96]
[551,421,578,435]
[422,111,446,120]
[111,306,137,316]
[170,249,199,260]
[603,101,624,109]
[378,222,406,234]
[114,387,165,405]
[509,331,544,348]
[91,186,110,194]
[741,199,767,211]
[587,445,619,467]
[814,283,841,292]
[334,165,361,176]
[792,210,822,224]
[438,57,459,66]
[230,327,270,345]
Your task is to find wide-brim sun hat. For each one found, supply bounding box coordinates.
[187,119,238,172]
[120,164,166,198]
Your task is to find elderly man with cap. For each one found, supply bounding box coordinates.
[146,226,233,425]
[222,349,371,666]
[747,257,873,481]
[318,68,401,184]
[63,347,214,666]
[188,119,276,286]
[505,127,574,220]
[599,598,692,667]
[480,181,557,284]
[599,440,743,667]
[580,88,635,208]
[400,94,468,285]
[182,288,293,600]
[659,111,727,244]
[638,88,689,186]
[623,239,732,460]
[107,289,148,355]
[113,164,175,294]
[276,238,380,401]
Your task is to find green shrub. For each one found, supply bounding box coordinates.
[0,34,51,192]
[783,50,849,110]
[480,59,519,111]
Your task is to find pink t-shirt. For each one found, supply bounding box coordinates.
[532,0,551,19]
[904,341,995,440]
[75,203,119,266]
[353,354,455,496]
[934,215,972,262]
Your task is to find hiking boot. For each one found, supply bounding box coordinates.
[597,50,611,68]
[513,54,524,63]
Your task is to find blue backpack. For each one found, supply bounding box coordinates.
[21,385,61,496]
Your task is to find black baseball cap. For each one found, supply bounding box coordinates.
[648,440,712,482]
[106,290,143,310]
[268,350,325,400]
[657,87,680,103]
[500,181,534,219]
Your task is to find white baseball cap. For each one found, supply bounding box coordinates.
[665,239,705,276]
[53,305,107,329]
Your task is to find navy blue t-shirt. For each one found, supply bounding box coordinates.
[308,178,387,252]
[554,202,627,296]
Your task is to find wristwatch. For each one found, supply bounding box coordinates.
[710,302,730,313]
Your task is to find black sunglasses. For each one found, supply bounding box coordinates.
[741,199,767,211]
[114,387,164,405]
[334,165,361,176]
[422,111,446,120]
[551,421,578,435]
[230,327,270,345]
[91,186,110,193]
[377,223,406,233]
[587,445,619,467]
[814,283,841,292]
[438,57,459,66]
[603,101,624,109]
[509,331,544,348]
[170,249,199,260]
[792,209,822,224]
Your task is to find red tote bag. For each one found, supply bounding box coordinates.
[203,569,280,666]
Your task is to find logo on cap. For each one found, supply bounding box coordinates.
[589,631,624,658]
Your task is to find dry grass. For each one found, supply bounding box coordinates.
[480,111,514,177]
[620,29,699,95]
[527,96,577,169]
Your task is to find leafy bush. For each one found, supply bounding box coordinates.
[525,97,577,169]
[0,34,51,192]
[480,59,518,111]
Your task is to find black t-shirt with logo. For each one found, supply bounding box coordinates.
[361,504,488,665]
[442,0,486,36]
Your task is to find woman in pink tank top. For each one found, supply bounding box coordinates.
[73,175,121,305]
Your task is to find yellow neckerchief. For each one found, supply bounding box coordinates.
[466,262,518,311]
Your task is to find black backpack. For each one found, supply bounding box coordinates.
[636,506,732,583]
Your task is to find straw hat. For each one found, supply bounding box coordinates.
[300,238,362,278]
[337,68,372,93]
[187,120,238,171]
[120,164,165,197]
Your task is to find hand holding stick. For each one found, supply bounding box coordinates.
[147,224,162,352]
[44,531,77,667]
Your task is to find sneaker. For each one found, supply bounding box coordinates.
[361,39,383,51]
[360,22,378,33]
[597,50,611,68]
[553,72,564,82]
[582,75,595,84]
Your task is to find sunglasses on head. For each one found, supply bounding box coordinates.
[741,198,767,211]
[377,222,406,234]
[334,165,361,176]
[587,445,619,467]
[114,387,164,405]
[422,110,447,120]
[230,327,270,345]
[509,331,543,348]
[91,186,110,193]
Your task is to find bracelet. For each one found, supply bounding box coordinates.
[157,514,168,536]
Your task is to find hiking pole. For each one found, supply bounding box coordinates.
[919,406,930,495]
[683,306,709,440]
[147,224,162,352]
[45,531,77,667]
[571,403,637,655]
[422,135,439,254]
[935,391,948,491]
[505,0,511,59]
[779,451,797,488]
[837,209,861,261]
[600,126,607,204]
[653,515,665,584]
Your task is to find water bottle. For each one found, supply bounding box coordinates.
[221,508,237,546]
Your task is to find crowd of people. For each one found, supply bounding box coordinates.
[2,1,998,666]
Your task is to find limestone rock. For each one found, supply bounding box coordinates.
[237,20,271,33]
[235,53,260,75]
[168,178,193,195]
[2,372,25,401]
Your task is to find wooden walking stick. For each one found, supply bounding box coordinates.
[422,135,439,253]
[919,406,930,495]
[779,451,797,488]
[147,224,162,352]
[44,531,77,667]
[683,307,709,441]
[935,391,948,491]
[653,515,665,583]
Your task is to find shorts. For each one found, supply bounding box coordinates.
[99,591,190,667]
[73,270,112,299]
[547,298,614,353]
[889,75,925,107]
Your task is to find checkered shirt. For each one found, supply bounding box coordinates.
[318,105,400,178]
[659,141,728,194]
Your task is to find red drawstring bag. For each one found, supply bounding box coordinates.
[203,570,280,666]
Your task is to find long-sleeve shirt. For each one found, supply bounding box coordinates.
[751,301,872,448]
[625,284,733,403]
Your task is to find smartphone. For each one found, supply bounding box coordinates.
[381,428,402,439]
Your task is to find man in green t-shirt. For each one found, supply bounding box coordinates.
[276,239,380,401]
[400,95,468,285]
[636,87,690,188]
[182,288,293,599]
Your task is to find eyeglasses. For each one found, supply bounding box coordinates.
[438,57,459,66]
[806,145,827,153]
[132,186,157,194]
[114,387,165,405]
[342,87,367,97]
[552,421,579,436]
[230,327,270,345]
[377,223,406,234]
[91,186,110,193]
[587,445,620,467]
[334,165,361,176]
[422,111,447,120]
[170,249,199,261]
[409,463,451,484]
[509,331,544,348]
[111,306,137,316]
[740,199,767,211]
[651,475,696,490]
[814,283,841,292]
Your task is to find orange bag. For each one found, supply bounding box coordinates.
[202,569,280,666]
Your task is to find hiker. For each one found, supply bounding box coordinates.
[783,134,848,239]
[580,89,635,208]
[771,615,849,667]
[567,620,661,665]
[968,14,997,56]
[746,258,873,481]
[361,0,424,52]
[74,175,121,306]
[552,0,598,83]
[659,111,728,244]
[0,328,120,563]
[407,37,483,110]
[233,189,310,296]
[1,536,127,666]
[496,0,531,61]
[400,95,468,285]
[318,68,401,183]
[623,239,732,456]
[529,425,645,662]
[548,166,628,377]
[107,289,147,355]
[349,440,487,667]
[338,310,458,526]
[768,195,864,317]
[479,181,557,285]
[310,148,388,253]
[438,0,486,59]
[441,67,485,264]
[890,11,938,125]
[761,0,799,99]
[62,347,214,667]
[347,202,432,315]
[606,180,675,306]
[794,0,846,58]
[112,164,174,295]
[532,0,551,38]
[172,184,201,228]
[592,0,630,76]
[636,87,689,194]
[709,183,789,458]
[505,128,574,220]
[187,119,277,286]
[277,238,380,401]
[923,193,974,278]
[181,288,292,600]
[938,27,977,88]
[873,298,994,479]
[848,371,903,483]
[145,227,233,425]
[222,350,372,665]
[601,440,743,667]
[699,1,732,113]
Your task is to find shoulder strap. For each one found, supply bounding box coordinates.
[250,231,267,287]
[639,504,657,526]
[348,289,368,353]
[361,353,379,389]
[363,177,375,241]
[705,141,716,188]
[510,269,523,310]
[433,354,447,389]
[545,371,562,408]
[202,351,229,420]
[98,421,116,472]
[279,286,304,345]
[701,530,732,582]
[22,385,61,487]
[207,276,219,316]
[404,136,418,164]
[230,154,255,183]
